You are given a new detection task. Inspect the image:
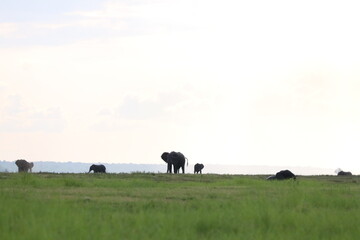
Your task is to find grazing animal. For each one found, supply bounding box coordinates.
[161,151,188,174]
[194,163,204,174]
[267,170,296,180]
[337,171,352,176]
[88,164,106,173]
[266,175,277,180]
[15,159,34,173]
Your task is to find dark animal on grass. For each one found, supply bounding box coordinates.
[88,164,106,173]
[161,151,188,174]
[276,170,296,180]
[15,159,34,173]
[266,175,277,180]
[337,171,352,176]
[267,170,296,180]
[194,163,204,174]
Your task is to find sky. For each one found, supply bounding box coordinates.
[1,0,360,173]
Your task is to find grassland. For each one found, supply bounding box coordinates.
[0,173,359,240]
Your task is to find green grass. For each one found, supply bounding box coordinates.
[0,173,360,239]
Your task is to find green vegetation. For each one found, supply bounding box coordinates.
[0,173,359,240]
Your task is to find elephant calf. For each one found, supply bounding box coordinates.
[194,163,204,174]
[88,164,106,173]
[15,159,34,173]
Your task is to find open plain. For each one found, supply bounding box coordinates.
[0,173,359,240]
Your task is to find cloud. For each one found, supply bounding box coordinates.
[0,96,66,132]
[252,68,341,118]
[66,2,132,19]
[0,23,18,37]
[4,95,26,115]
[27,1,168,34]
[116,88,218,121]
[117,95,166,120]
[89,87,221,132]
[1,0,207,47]
[89,92,182,131]
[97,108,112,116]
[0,2,129,46]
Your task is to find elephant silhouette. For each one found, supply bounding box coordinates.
[338,171,352,176]
[15,159,34,173]
[267,170,296,180]
[194,163,204,174]
[161,151,188,174]
[88,164,106,173]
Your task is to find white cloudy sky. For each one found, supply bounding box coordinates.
[1,0,360,172]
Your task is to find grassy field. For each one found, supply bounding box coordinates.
[0,173,359,240]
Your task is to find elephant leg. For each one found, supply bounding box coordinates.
[167,163,172,173]
[181,166,185,174]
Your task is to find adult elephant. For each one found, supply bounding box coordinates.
[161,151,188,174]
[88,164,106,173]
[267,169,296,180]
[194,163,204,174]
[338,171,352,176]
[15,159,34,173]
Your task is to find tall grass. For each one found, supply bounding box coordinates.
[0,173,359,239]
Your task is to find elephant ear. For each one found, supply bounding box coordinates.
[30,162,34,168]
[161,152,169,162]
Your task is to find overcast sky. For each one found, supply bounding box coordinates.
[1,0,360,173]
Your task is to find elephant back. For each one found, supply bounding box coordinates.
[15,159,28,166]
[275,170,296,180]
[168,152,185,161]
[89,164,106,173]
[195,163,204,170]
[338,171,352,176]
